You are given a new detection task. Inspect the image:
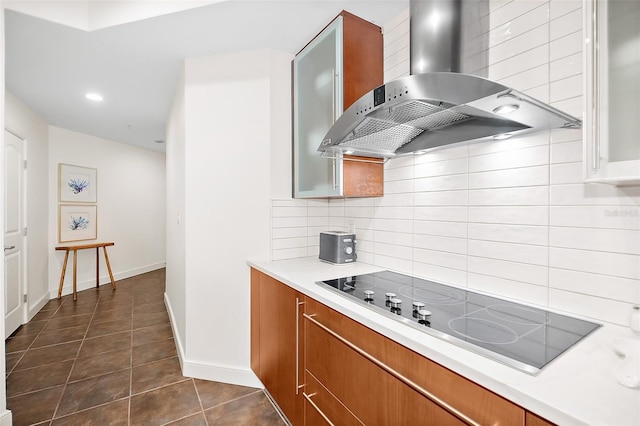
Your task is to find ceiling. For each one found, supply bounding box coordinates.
[5,0,407,152]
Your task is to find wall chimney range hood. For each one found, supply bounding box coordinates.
[317,0,582,159]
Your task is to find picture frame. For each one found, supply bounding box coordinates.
[59,204,97,243]
[59,164,97,203]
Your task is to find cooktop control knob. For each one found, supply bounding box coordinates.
[412,301,425,311]
[417,309,432,326]
[389,298,402,315]
[385,292,396,301]
[389,298,402,308]
[363,290,374,303]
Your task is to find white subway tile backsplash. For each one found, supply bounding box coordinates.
[489,24,550,65]
[550,0,582,20]
[489,3,549,47]
[468,206,549,226]
[468,239,549,266]
[469,186,549,206]
[414,190,468,206]
[550,74,582,102]
[468,273,549,307]
[374,192,413,207]
[414,144,470,163]
[550,52,582,81]
[550,184,640,206]
[490,45,549,81]
[344,206,375,218]
[469,145,549,172]
[414,220,468,238]
[550,30,582,61]
[469,165,549,189]
[468,256,549,286]
[375,229,412,246]
[468,223,548,245]
[413,262,467,287]
[413,247,468,270]
[414,174,469,192]
[374,254,413,275]
[490,0,548,31]
[272,237,308,250]
[549,268,639,304]
[272,227,308,239]
[550,95,583,119]
[550,162,582,184]
[385,179,414,194]
[550,141,582,163]
[272,216,307,228]
[415,206,468,222]
[374,206,413,220]
[494,63,549,91]
[414,158,469,179]
[549,289,633,325]
[550,226,640,255]
[550,247,640,280]
[373,218,413,234]
[550,206,640,230]
[469,132,550,156]
[414,234,467,255]
[385,165,414,181]
[550,7,582,41]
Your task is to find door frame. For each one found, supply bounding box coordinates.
[4,128,28,337]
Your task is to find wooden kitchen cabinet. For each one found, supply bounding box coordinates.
[251,269,555,426]
[250,269,305,425]
[303,298,525,426]
[293,11,384,198]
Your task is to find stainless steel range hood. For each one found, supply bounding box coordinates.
[317,0,582,159]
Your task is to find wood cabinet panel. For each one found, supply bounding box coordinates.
[250,268,261,376]
[526,411,556,426]
[304,298,525,426]
[251,269,304,425]
[304,371,364,425]
[343,155,384,198]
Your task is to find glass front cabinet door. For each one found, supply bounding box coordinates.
[293,17,344,198]
[293,12,384,198]
[584,0,640,185]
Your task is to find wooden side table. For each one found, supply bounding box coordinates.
[55,242,116,300]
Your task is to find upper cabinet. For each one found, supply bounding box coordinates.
[584,0,640,185]
[293,11,384,198]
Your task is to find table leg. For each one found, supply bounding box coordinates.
[103,246,116,290]
[96,247,100,288]
[57,250,70,299]
[73,249,78,301]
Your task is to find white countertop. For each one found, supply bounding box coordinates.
[248,257,640,426]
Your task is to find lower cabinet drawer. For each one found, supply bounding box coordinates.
[303,371,363,425]
[304,298,525,426]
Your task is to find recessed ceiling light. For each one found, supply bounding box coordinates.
[85,93,103,101]
[493,104,519,114]
[344,150,354,155]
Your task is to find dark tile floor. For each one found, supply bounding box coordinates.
[5,269,286,426]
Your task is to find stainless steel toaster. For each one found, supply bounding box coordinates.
[319,231,356,264]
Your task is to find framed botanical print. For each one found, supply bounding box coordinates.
[59,164,97,203]
[59,204,97,242]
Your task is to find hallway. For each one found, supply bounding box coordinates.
[5,269,285,425]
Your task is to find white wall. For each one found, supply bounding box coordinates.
[48,126,166,297]
[5,92,50,319]
[271,0,640,328]
[165,71,187,357]
[165,49,291,387]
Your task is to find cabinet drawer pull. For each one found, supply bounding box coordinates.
[303,313,480,426]
[296,297,305,394]
[303,392,335,426]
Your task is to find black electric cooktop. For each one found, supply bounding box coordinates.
[318,270,600,375]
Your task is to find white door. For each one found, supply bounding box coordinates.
[4,130,26,338]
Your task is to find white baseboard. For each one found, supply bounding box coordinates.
[27,292,50,322]
[0,410,12,426]
[50,262,166,299]
[164,292,263,389]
